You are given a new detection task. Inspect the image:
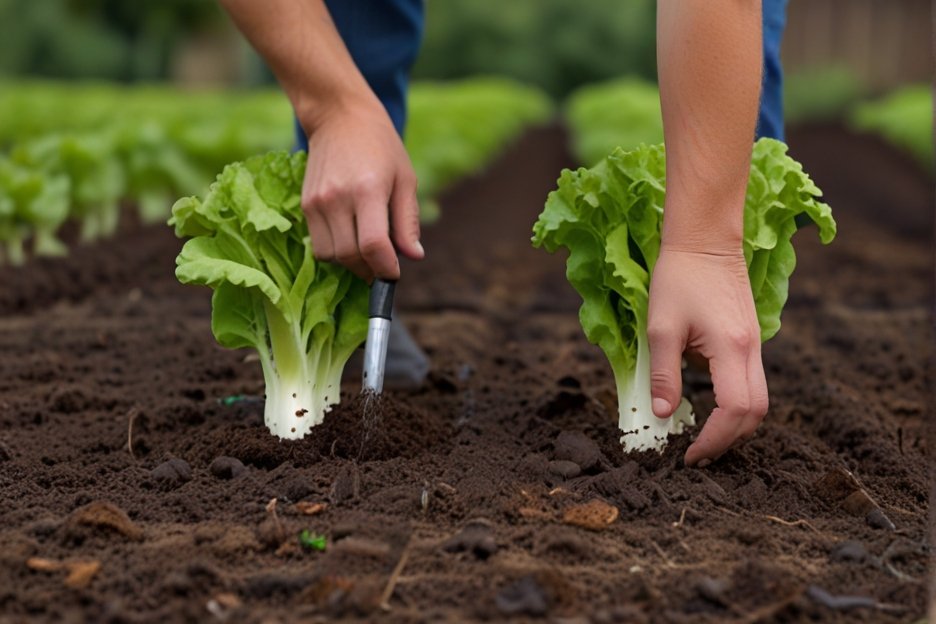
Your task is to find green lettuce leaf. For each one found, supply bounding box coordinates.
[533,138,835,452]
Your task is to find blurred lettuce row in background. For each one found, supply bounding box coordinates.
[850,86,934,169]
[562,72,932,170]
[783,66,869,125]
[406,77,553,221]
[564,78,662,167]
[782,67,932,169]
[0,77,553,264]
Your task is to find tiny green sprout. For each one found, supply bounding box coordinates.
[219,394,247,406]
[299,529,327,551]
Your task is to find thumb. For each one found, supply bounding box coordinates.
[389,172,424,261]
[648,323,685,419]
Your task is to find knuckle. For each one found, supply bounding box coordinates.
[355,173,385,198]
[647,322,677,344]
[333,245,360,264]
[308,186,343,209]
[308,235,333,260]
[313,248,335,261]
[730,397,752,417]
[400,168,418,190]
[359,236,391,260]
[650,369,678,392]
[749,392,769,418]
[717,393,750,417]
[725,327,754,351]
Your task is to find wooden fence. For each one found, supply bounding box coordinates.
[782,0,932,90]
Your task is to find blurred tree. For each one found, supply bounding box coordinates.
[0,0,125,79]
[0,0,223,81]
[0,0,655,91]
[69,0,222,79]
[414,0,657,96]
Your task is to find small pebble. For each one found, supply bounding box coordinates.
[456,363,474,382]
[209,456,246,480]
[495,575,548,616]
[443,523,498,559]
[330,464,361,503]
[806,585,879,610]
[865,508,895,531]
[334,537,392,559]
[830,540,869,563]
[553,431,602,471]
[151,458,192,489]
[548,460,581,479]
[696,576,730,604]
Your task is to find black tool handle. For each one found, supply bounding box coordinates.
[368,279,396,320]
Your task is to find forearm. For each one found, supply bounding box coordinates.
[218,0,381,133]
[656,0,762,251]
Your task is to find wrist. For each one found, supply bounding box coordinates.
[294,87,384,138]
[660,189,745,254]
[660,225,743,256]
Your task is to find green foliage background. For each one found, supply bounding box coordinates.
[0,0,222,81]
[0,0,657,97]
[414,0,657,97]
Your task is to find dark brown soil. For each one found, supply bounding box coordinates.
[0,123,930,623]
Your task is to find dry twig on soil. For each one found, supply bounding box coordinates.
[126,408,139,459]
[763,514,821,534]
[380,537,414,611]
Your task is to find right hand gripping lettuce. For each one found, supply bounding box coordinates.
[171,151,368,440]
[533,138,835,453]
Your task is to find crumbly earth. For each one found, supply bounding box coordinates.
[0,124,930,623]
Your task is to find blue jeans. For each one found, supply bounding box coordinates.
[758,0,788,141]
[295,0,787,146]
[294,0,424,148]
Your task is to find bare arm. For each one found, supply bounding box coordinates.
[650,0,768,466]
[219,0,423,280]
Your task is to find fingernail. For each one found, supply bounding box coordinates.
[414,240,425,257]
[696,459,711,469]
[652,398,672,417]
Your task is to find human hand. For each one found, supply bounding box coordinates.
[647,245,768,467]
[300,102,424,281]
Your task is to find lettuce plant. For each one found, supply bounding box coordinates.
[13,133,125,242]
[565,77,663,166]
[533,138,836,452]
[116,122,207,224]
[0,157,69,265]
[171,151,368,439]
[851,85,933,169]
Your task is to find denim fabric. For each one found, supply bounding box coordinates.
[294,0,424,149]
[757,0,789,141]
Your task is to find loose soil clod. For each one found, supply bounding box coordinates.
[562,498,619,530]
[813,466,896,530]
[150,457,192,490]
[208,456,246,480]
[26,557,101,589]
[66,501,143,541]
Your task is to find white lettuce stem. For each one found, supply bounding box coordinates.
[33,230,67,257]
[613,325,694,453]
[6,236,25,266]
[261,300,342,440]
